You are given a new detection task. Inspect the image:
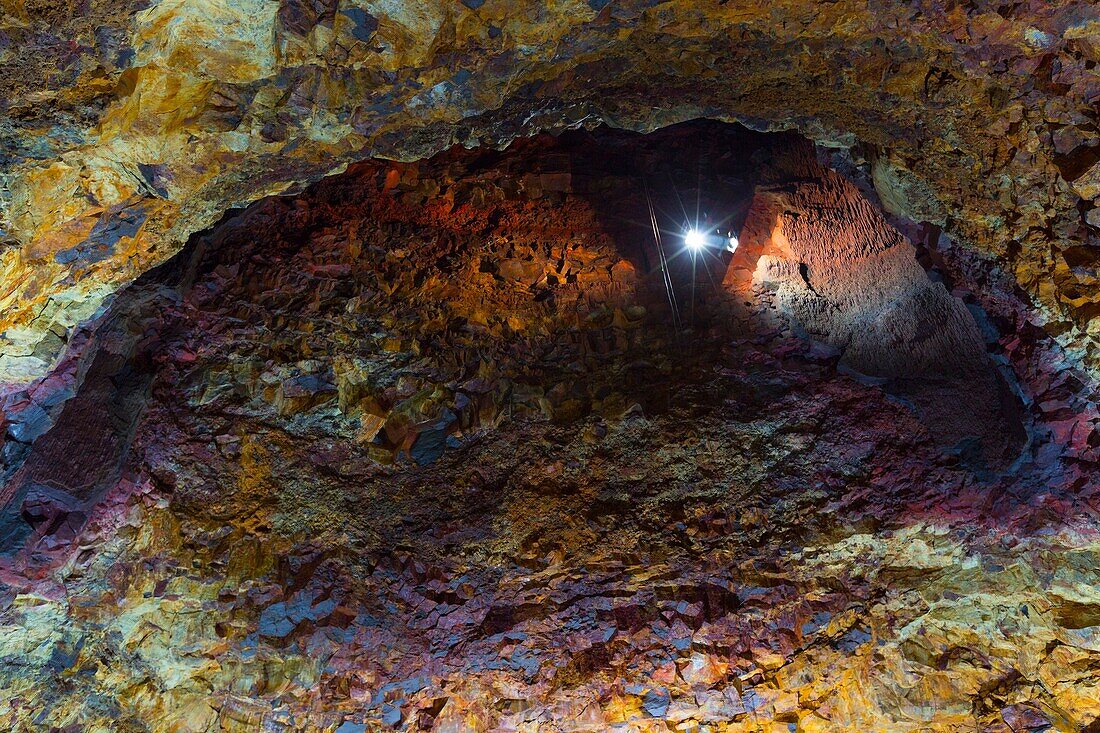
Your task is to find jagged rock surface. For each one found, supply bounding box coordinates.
[1,0,1098,386]
[1,124,1098,732]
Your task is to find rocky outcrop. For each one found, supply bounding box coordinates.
[1,0,1098,387]
[740,168,1026,466]
[1,123,1097,732]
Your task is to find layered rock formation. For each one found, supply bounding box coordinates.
[1,122,1098,732]
[1,0,1098,388]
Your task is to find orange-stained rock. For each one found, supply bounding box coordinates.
[1,0,1099,387]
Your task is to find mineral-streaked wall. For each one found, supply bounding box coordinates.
[1,123,1098,732]
[1,0,1098,385]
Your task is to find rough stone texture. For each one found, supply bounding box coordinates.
[1,123,1098,732]
[739,169,1026,466]
[1,0,1098,386]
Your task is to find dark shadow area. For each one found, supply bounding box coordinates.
[497,121,1029,470]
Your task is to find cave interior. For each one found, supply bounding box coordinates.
[1,4,1100,730]
[2,118,1098,731]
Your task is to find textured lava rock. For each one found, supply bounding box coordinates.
[0,0,1098,389]
[1,123,1098,732]
[739,167,1027,466]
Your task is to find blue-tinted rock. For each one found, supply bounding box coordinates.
[642,688,670,717]
[341,8,379,42]
[381,703,402,726]
[258,603,296,638]
[336,722,366,733]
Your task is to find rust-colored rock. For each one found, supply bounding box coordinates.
[1,0,1098,387]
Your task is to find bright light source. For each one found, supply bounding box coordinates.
[684,229,706,251]
[727,235,739,252]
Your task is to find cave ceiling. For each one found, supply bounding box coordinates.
[6,117,1100,732]
[1,0,1098,384]
[2,1,1100,732]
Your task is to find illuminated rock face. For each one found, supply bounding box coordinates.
[1,0,1098,385]
[1,123,1098,732]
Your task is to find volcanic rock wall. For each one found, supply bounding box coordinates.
[1,123,1098,732]
[740,169,1026,467]
[1,0,1098,391]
